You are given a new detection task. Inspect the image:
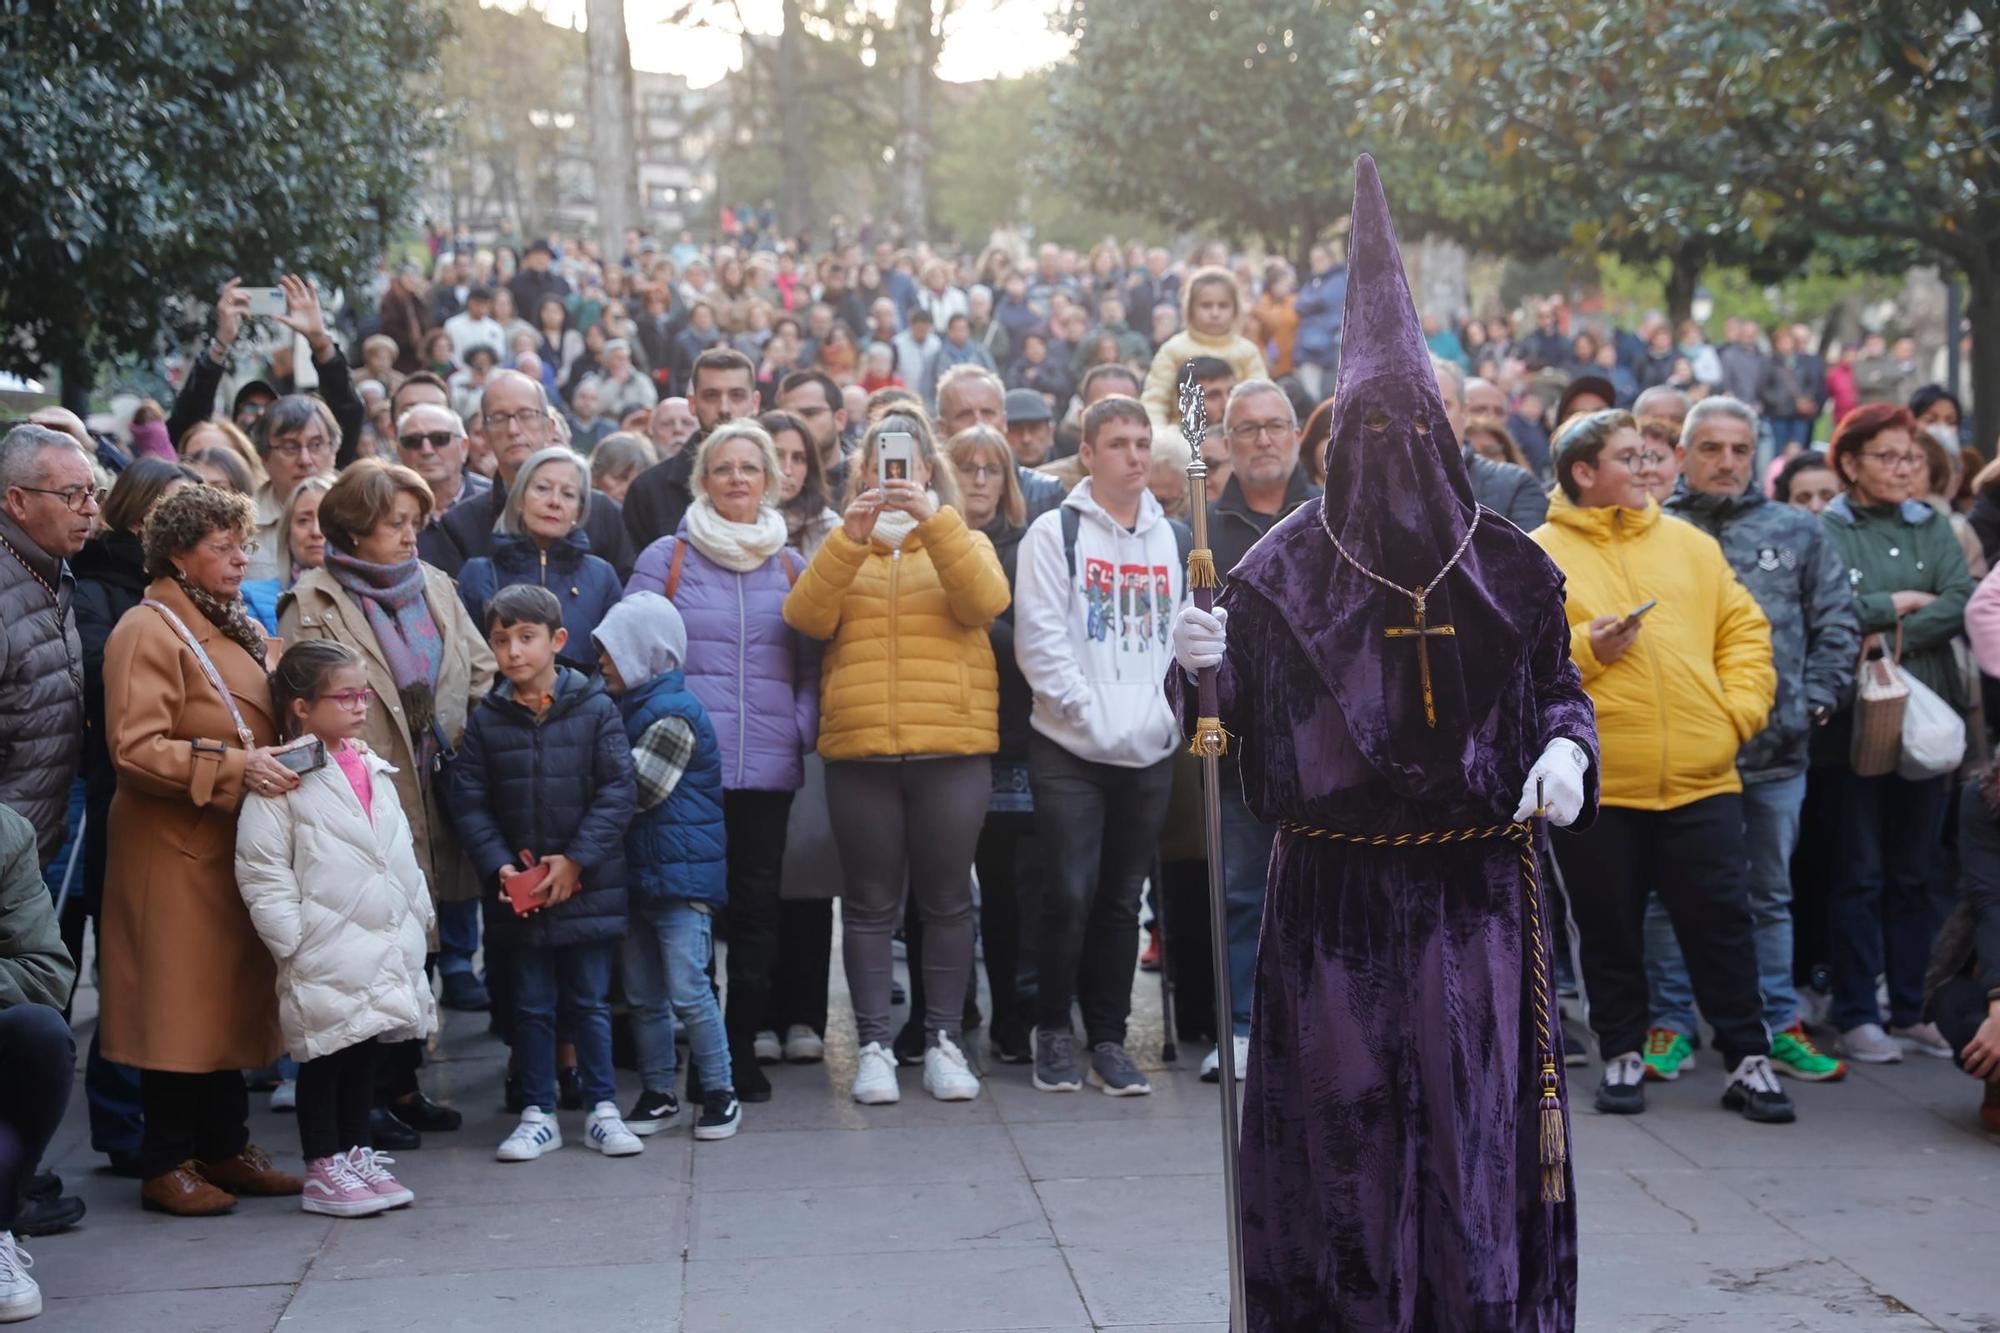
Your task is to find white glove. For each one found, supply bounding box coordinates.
[1172,604,1228,676]
[1513,737,1589,826]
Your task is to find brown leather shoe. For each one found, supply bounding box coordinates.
[141,1162,237,1216]
[1982,1080,2000,1135]
[195,1144,303,1197]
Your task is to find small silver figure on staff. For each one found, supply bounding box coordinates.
[1179,372,1247,1333]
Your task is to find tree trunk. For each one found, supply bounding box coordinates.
[60,351,92,418]
[1969,259,2000,468]
[585,0,640,258]
[893,3,932,241]
[778,0,811,237]
[1663,239,1706,327]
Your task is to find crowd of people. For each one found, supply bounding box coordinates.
[0,220,1997,1325]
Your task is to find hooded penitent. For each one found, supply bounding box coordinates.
[1271,152,1558,798]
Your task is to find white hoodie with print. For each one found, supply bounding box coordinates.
[1015,478,1187,768]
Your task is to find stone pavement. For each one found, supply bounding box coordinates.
[25,957,2000,1332]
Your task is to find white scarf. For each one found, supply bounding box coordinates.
[872,491,939,549]
[684,495,790,572]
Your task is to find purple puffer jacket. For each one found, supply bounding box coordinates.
[626,528,820,791]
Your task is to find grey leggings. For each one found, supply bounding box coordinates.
[827,755,991,1046]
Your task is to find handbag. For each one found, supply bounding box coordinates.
[1897,666,1967,780]
[1849,629,1909,778]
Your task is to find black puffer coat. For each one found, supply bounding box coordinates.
[446,667,636,949]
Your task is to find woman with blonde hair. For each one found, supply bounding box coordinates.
[623,419,819,1106]
[784,413,1011,1104]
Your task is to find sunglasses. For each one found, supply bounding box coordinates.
[398,431,459,453]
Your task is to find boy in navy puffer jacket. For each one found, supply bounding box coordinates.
[591,593,740,1141]
[447,584,639,1163]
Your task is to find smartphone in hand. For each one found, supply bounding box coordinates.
[273,737,327,774]
[878,432,914,487]
[238,286,289,318]
[1622,598,1658,630]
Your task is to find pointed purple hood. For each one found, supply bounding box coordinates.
[1221,154,1567,797]
[1321,153,1478,588]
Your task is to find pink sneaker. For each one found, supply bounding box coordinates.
[300,1154,390,1217]
[346,1148,415,1209]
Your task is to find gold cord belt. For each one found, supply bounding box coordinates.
[1277,819,1568,1204]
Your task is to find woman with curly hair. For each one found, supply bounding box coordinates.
[99,484,303,1215]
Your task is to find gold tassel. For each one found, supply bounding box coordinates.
[1187,546,1218,589]
[1537,1060,1567,1204]
[1190,717,1228,758]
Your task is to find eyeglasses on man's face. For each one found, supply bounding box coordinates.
[14,484,105,514]
[267,435,333,460]
[1228,420,1293,444]
[483,408,546,432]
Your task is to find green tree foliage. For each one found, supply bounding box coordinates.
[1351,0,1996,437]
[0,0,449,388]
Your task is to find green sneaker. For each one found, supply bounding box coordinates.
[1770,1022,1847,1082]
[1642,1027,1695,1082]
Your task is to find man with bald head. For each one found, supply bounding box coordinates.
[392,401,485,573]
[648,397,699,460]
[1633,384,1691,439]
[937,364,1062,521]
[1436,358,1546,530]
[439,369,635,576]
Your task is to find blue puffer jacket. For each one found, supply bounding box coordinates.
[1292,262,1347,367]
[459,529,624,674]
[619,671,727,908]
[446,667,636,949]
[625,526,818,791]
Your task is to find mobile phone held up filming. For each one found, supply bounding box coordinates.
[273,737,327,774]
[878,431,914,488]
[238,286,289,318]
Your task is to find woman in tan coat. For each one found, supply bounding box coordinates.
[280,460,495,1135]
[100,485,303,1215]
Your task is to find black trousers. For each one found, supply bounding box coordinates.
[299,1040,379,1161]
[1554,795,1770,1067]
[482,889,520,1046]
[765,898,833,1037]
[140,1069,249,1181]
[1028,735,1175,1046]
[721,789,795,1051]
[372,1037,422,1104]
[0,1005,74,1229]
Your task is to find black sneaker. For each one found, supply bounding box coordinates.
[14,1190,85,1237]
[440,970,490,1012]
[1594,1052,1646,1115]
[558,1065,584,1111]
[1562,1018,1590,1068]
[892,1021,927,1067]
[694,1089,742,1141]
[1722,1055,1797,1124]
[626,1088,680,1137]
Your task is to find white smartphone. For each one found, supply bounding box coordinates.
[239,286,288,318]
[878,432,914,487]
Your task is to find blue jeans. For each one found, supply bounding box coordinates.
[1830,770,1949,1031]
[1769,415,1814,453]
[1645,773,1807,1034]
[623,900,732,1094]
[511,941,616,1113]
[1219,778,1275,1038]
[437,899,481,977]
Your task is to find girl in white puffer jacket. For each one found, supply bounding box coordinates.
[236,640,437,1218]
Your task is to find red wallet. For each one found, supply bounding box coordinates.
[503,850,552,915]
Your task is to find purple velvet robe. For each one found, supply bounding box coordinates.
[1188,502,1599,1332]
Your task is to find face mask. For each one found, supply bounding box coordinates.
[1926,422,1960,452]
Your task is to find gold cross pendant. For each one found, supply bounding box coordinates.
[1383,593,1456,728]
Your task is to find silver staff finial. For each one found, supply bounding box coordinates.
[1178,375,1208,456]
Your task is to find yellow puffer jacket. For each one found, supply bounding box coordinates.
[783,506,1012,759]
[1530,492,1775,812]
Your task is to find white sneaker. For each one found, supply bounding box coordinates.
[1890,1022,1954,1059]
[0,1232,39,1323]
[496,1106,563,1161]
[753,1029,783,1064]
[851,1041,901,1105]
[269,1078,297,1112]
[783,1024,825,1063]
[922,1032,982,1102]
[1839,1022,1905,1064]
[1200,1034,1250,1084]
[585,1102,645,1156]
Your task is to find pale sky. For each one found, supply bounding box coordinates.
[522,0,1073,87]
